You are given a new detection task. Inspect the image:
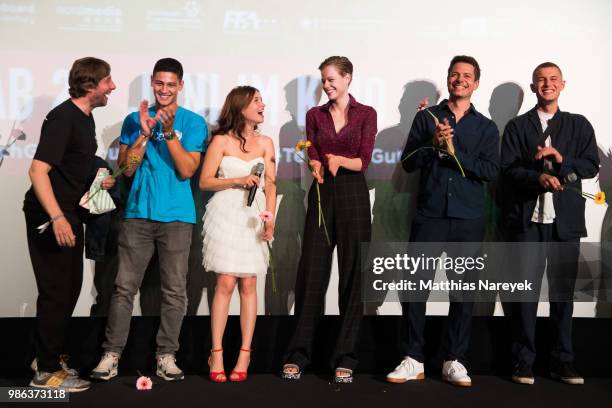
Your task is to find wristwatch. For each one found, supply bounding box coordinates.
[163,130,177,140]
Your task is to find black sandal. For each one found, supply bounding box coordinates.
[334,367,353,384]
[281,363,301,380]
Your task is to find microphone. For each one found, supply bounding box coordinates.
[247,162,264,207]
[562,172,578,185]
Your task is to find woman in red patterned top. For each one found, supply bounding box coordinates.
[282,56,377,384]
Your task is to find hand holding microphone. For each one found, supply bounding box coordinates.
[246,162,264,207]
[538,171,578,191]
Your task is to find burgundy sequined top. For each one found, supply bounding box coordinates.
[306,94,377,172]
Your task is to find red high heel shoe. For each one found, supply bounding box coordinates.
[229,348,252,382]
[208,348,226,383]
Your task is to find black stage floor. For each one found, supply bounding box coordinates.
[1,374,610,408]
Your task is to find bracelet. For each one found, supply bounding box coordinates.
[141,132,150,139]
[163,130,176,140]
[50,214,65,223]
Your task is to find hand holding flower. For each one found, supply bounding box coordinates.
[261,221,275,241]
[294,139,330,245]
[259,210,275,241]
[434,118,454,153]
[101,175,116,190]
[310,159,324,183]
[403,106,465,177]
[538,173,562,191]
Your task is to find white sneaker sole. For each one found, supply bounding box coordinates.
[29,381,90,393]
[90,367,117,381]
[156,369,184,381]
[550,372,584,385]
[386,372,425,383]
[512,375,535,385]
[443,375,472,387]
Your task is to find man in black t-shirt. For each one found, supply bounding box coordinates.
[23,57,116,392]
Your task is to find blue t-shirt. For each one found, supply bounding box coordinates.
[119,105,207,224]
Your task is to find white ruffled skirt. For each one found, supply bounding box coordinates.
[202,188,269,277]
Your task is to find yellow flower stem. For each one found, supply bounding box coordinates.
[562,185,601,201]
[401,146,466,178]
[316,183,331,245]
[420,108,465,177]
[295,151,331,245]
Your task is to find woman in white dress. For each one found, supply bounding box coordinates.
[199,86,277,382]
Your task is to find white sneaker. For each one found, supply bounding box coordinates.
[442,360,472,387]
[90,352,119,381]
[386,356,425,383]
[156,353,184,381]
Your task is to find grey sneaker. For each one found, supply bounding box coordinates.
[90,352,119,381]
[30,370,90,392]
[156,353,184,381]
[31,355,79,378]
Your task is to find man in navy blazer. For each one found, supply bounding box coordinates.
[387,56,499,387]
[500,62,599,386]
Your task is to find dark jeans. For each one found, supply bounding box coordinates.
[401,214,485,364]
[25,210,84,373]
[507,222,579,367]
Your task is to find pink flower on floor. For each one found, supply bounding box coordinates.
[259,210,273,222]
[136,375,153,390]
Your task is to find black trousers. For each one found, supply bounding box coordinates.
[24,210,84,373]
[400,214,485,364]
[285,170,371,371]
[507,222,579,367]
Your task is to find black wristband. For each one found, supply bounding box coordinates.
[163,130,176,140]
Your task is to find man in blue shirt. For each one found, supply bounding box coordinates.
[91,58,207,381]
[387,56,499,387]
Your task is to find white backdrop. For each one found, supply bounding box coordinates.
[0,0,610,317]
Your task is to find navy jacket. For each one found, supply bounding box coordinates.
[499,107,599,239]
[401,100,499,219]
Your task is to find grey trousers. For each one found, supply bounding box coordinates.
[103,219,192,355]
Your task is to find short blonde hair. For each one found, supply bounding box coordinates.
[318,56,353,77]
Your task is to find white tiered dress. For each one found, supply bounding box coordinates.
[202,156,269,276]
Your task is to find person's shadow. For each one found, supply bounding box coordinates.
[472,82,523,318]
[364,80,440,315]
[186,110,215,316]
[596,146,612,316]
[486,82,524,240]
[264,76,322,315]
